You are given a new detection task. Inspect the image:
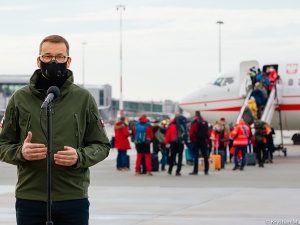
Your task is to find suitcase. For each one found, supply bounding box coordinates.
[185,147,194,163]
[198,157,215,171]
[246,152,256,166]
[209,154,221,170]
[151,153,159,172]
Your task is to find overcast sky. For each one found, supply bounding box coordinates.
[1,0,300,102]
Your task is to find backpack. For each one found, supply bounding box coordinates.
[135,122,149,143]
[254,120,265,144]
[154,129,165,144]
[242,106,254,125]
[196,119,209,141]
[174,115,188,143]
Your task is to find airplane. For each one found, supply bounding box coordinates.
[179,59,300,149]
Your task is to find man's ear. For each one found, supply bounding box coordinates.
[37,57,41,68]
[66,57,72,68]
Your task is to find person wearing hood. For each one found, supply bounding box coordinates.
[133,114,154,176]
[247,96,258,118]
[114,116,131,171]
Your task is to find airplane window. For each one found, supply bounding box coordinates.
[224,77,234,86]
[288,79,293,86]
[214,78,223,86]
[208,77,234,86]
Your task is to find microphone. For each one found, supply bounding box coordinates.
[41,86,60,109]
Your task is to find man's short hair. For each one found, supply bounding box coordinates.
[39,35,70,55]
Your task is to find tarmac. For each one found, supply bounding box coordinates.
[1,126,300,225]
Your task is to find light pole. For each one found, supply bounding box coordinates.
[82,42,86,87]
[216,21,224,73]
[116,5,125,117]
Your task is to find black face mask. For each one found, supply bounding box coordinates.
[40,60,67,82]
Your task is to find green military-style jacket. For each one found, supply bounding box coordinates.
[0,69,110,202]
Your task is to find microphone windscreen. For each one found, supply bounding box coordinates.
[46,86,60,99]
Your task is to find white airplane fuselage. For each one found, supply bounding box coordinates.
[179,60,300,130]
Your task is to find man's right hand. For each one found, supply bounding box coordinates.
[21,131,47,161]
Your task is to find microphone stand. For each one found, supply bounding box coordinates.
[46,103,53,225]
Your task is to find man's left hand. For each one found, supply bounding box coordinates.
[54,146,78,166]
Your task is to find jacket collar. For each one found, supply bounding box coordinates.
[29,69,74,99]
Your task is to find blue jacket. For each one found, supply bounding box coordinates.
[251,89,264,106]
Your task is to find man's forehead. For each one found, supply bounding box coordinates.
[40,41,67,54]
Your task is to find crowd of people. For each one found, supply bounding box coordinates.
[244,66,279,121]
[112,110,276,176]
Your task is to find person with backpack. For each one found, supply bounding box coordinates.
[253,119,270,167]
[189,111,210,175]
[164,113,187,176]
[230,118,250,171]
[251,83,265,119]
[133,114,154,176]
[152,120,167,171]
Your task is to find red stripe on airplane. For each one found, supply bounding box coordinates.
[199,104,300,112]
[276,104,300,110]
[179,98,243,106]
[201,107,242,112]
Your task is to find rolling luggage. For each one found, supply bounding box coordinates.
[210,154,221,170]
[246,152,256,165]
[246,145,256,166]
[185,147,194,164]
[210,147,221,170]
[198,157,215,171]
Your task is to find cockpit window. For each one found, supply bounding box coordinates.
[209,77,234,86]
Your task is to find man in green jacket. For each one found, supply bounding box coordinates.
[0,35,110,225]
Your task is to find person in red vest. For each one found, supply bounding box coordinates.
[267,66,278,95]
[230,118,250,171]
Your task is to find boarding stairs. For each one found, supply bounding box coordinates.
[236,82,286,155]
[260,89,277,124]
[236,89,253,124]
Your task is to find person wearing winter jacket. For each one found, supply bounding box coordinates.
[247,96,258,118]
[230,118,250,171]
[164,114,184,176]
[114,116,131,171]
[188,111,210,175]
[152,120,167,171]
[133,114,154,176]
[0,35,110,225]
